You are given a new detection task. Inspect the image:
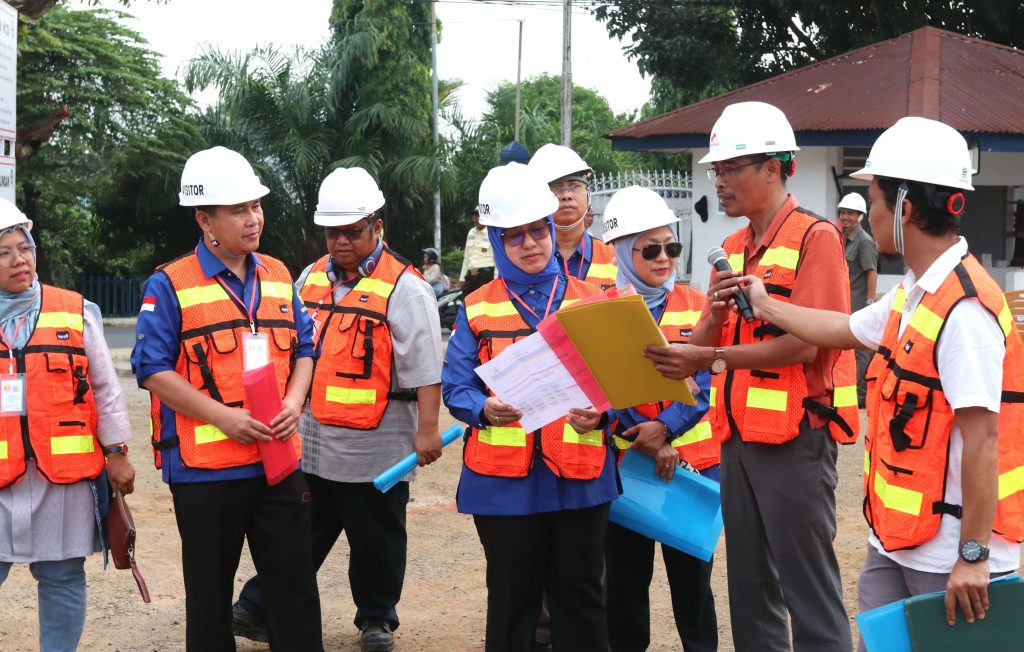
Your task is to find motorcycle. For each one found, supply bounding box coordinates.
[437,287,463,331]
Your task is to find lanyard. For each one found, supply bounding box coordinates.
[216,268,261,334]
[503,278,559,322]
[560,239,588,281]
[0,314,28,375]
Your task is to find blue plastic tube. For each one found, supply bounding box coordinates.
[372,424,464,493]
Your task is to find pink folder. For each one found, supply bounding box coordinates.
[242,363,299,486]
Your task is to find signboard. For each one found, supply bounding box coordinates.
[0,2,16,204]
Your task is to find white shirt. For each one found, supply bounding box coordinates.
[849,237,1019,573]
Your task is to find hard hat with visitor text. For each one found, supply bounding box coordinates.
[0,198,32,232]
[178,146,270,207]
[528,144,593,184]
[837,192,867,214]
[314,167,387,226]
[477,163,558,229]
[601,186,678,243]
[851,117,974,191]
[699,101,799,164]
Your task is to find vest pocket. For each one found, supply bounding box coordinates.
[45,353,75,403]
[880,374,933,451]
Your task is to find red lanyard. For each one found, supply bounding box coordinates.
[561,239,587,280]
[216,268,261,334]
[0,314,28,375]
[503,278,559,322]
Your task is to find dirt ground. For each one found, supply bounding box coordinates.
[0,368,1015,651]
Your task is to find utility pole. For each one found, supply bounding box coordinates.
[514,19,523,143]
[431,0,441,250]
[560,0,572,146]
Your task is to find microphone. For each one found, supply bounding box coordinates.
[707,247,755,323]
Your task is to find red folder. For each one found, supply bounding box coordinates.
[242,363,299,485]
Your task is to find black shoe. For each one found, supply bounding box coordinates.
[360,621,395,652]
[232,602,269,643]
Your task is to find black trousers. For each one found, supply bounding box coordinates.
[605,522,718,652]
[170,470,321,652]
[238,474,409,629]
[473,503,612,652]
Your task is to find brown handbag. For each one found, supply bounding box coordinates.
[106,488,151,603]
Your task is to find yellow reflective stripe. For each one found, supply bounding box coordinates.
[998,466,1024,501]
[873,472,923,516]
[760,246,800,270]
[997,303,1013,338]
[194,423,229,445]
[672,421,712,448]
[727,253,744,272]
[176,284,229,310]
[355,277,396,299]
[612,435,631,450]
[260,280,293,301]
[746,387,787,412]
[51,435,95,455]
[661,310,702,327]
[833,385,858,408]
[892,287,907,313]
[863,450,870,475]
[562,423,604,447]
[586,263,618,280]
[36,311,84,332]
[0,441,7,459]
[304,271,330,288]
[709,386,717,408]
[479,426,527,447]
[560,297,580,309]
[908,304,943,341]
[466,300,519,321]
[325,386,377,405]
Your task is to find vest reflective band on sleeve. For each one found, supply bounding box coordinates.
[325,386,377,405]
[908,304,944,342]
[304,271,330,288]
[0,441,6,459]
[260,280,293,301]
[998,466,1024,501]
[562,424,604,447]
[727,253,744,272]
[660,310,702,327]
[759,246,800,270]
[746,387,787,412]
[586,263,617,279]
[51,435,95,455]
[36,312,84,332]
[709,386,717,407]
[613,434,631,450]
[479,426,527,447]
[873,472,923,516]
[833,385,858,408]
[672,421,712,448]
[892,287,907,313]
[355,277,397,299]
[466,301,519,321]
[194,423,230,445]
[998,304,1013,338]
[176,284,230,310]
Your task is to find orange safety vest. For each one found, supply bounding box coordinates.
[0,286,103,488]
[864,253,1024,550]
[611,284,719,470]
[584,238,618,290]
[710,207,860,445]
[151,251,300,470]
[463,278,608,479]
[299,249,416,430]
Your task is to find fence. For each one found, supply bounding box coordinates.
[73,275,147,318]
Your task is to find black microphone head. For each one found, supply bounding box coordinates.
[707,247,728,265]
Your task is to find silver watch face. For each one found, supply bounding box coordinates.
[960,540,983,562]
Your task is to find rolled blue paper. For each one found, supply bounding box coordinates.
[855,599,911,652]
[373,425,464,493]
[608,449,723,561]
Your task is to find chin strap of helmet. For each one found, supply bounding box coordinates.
[893,183,909,256]
[208,233,244,258]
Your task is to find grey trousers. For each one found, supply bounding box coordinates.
[721,419,851,652]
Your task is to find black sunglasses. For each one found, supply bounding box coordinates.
[633,242,683,260]
[501,223,550,247]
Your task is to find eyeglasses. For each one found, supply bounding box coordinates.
[501,223,550,247]
[325,219,377,241]
[633,242,683,260]
[0,244,36,266]
[705,157,767,181]
[549,181,589,195]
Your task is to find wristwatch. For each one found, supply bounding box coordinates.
[710,348,727,375]
[103,443,128,456]
[958,539,990,563]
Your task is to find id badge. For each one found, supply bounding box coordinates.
[0,374,26,416]
[243,333,270,371]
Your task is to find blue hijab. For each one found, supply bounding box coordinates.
[613,232,676,311]
[487,217,560,285]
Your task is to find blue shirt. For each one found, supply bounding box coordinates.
[131,239,315,484]
[554,231,597,281]
[442,275,621,516]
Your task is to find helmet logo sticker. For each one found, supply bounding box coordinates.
[710,132,719,147]
[735,144,746,150]
[181,184,205,197]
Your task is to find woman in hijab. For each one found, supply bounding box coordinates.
[600,186,719,652]
[0,199,135,652]
[442,163,619,652]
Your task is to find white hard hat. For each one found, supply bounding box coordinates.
[314,167,386,226]
[477,162,558,229]
[837,192,867,214]
[698,101,800,164]
[851,117,974,191]
[528,143,592,183]
[178,146,270,207]
[601,186,678,243]
[0,198,31,232]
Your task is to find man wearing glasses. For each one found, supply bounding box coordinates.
[529,144,618,289]
[232,167,443,652]
[644,102,855,651]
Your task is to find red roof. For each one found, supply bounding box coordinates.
[609,27,1024,139]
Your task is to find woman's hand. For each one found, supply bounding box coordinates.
[652,443,679,483]
[106,451,136,495]
[568,406,601,434]
[625,420,668,457]
[483,396,523,427]
[269,397,302,440]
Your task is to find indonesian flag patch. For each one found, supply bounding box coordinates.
[140,296,156,313]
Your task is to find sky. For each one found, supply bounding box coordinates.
[74,0,652,122]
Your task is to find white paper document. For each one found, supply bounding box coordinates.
[474,331,591,432]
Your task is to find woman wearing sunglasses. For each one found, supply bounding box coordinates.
[442,163,620,652]
[600,186,719,652]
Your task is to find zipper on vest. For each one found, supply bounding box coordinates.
[879,458,914,476]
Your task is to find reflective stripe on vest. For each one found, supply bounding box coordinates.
[583,239,618,289]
